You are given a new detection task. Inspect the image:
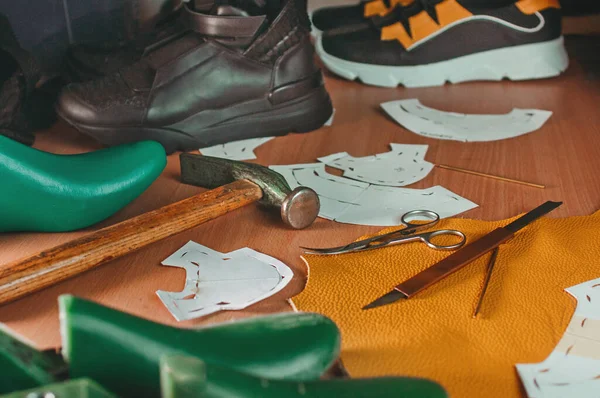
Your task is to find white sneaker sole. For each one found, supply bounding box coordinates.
[311,26,322,39]
[316,36,569,88]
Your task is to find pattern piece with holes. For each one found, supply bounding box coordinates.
[517,278,600,398]
[199,137,274,161]
[318,144,434,187]
[270,163,477,226]
[381,99,552,142]
[157,241,293,321]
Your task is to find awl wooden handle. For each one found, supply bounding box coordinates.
[0,179,263,305]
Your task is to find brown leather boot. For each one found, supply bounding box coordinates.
[57,0,333,153]
[64,1,188,83]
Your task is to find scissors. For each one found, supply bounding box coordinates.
[301,210,466,255]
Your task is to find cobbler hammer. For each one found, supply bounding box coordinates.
[0,154,320,305]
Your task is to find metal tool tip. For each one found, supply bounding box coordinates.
[362,290,406,310]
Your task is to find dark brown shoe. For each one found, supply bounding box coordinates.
[63,4,189,83]
[57,0,333,153]
[0,13,41,146]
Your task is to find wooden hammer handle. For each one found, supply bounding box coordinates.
[0,179,263,305]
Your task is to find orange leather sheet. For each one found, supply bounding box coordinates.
[293,212,600,398]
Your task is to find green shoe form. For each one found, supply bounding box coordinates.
[60,295,341,398]
[0,135,166,233]
[160,355,448,398]
[1,379,117,398]
[0,324,67,394]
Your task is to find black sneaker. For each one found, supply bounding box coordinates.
[311,0,412,34]
[56,0,333,153]
[317,0,568,87]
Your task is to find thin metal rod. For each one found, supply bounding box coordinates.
[472,247,500,318]
[436,164,545,189]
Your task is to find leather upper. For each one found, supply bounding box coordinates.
[58,0,323,129]
[147,42,272,126]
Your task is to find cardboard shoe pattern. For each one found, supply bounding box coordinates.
[157,241,293,321]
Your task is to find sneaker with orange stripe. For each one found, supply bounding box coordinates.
[317,0,569,87]
[311,0,412,34]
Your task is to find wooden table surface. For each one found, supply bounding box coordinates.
[1,34,599,350]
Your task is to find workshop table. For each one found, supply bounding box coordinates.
[1,30,599,353]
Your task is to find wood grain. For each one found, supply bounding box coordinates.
[0,35,599,350]
[0,179,262,305]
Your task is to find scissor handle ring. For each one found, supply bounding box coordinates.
[401,210,440,229]
[422,229,466,251]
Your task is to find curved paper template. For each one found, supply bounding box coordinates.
[517,278,600,398]
[317,144,434,187]
[381,99,552,142]
[157,241,293,321]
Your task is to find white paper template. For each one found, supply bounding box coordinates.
[318,144,434,187]
[157,241,293,321]
[199,137,274,161]
[272,163,367,220]
[516,278,600,398]
[381,99,552,142]
[324,108,336,127]
[270,163,477,226]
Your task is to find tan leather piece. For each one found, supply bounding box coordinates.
[364,0,414,18]
[516,0,560,14]
[293,211,600,398]
[567,316,600,344]
[381,0,471,48]
[554,332,600,359]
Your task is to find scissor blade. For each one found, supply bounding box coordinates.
[300,245,355,255]
[300,239,373,255]
[363,289,407,310]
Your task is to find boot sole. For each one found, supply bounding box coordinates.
[317,36,569,88]
[59,86,333,154]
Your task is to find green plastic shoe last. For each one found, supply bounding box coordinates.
[0,379,117,398]
[0,135,166,232]
[0,325,67,394]
[59,295,341,398]
[160,355,448,398]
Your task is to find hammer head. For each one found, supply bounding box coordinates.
[180,154,320,229]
